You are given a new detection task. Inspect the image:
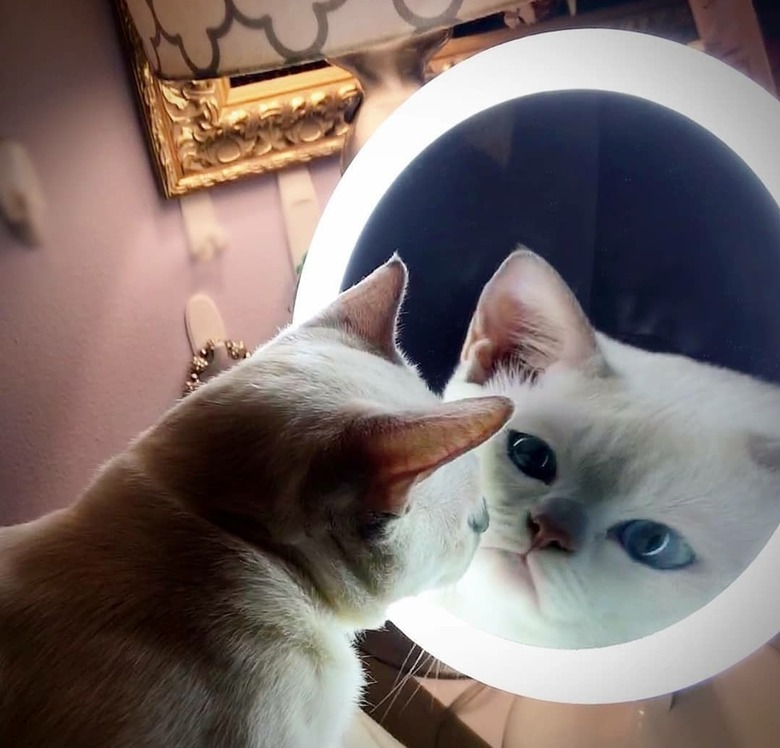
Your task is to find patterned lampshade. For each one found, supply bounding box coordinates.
[124,0,526,80]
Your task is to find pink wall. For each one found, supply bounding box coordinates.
[0,0,341,524]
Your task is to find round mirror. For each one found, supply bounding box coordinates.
[294,29,780,704]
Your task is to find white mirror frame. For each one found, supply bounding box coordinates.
[292,28,780,704]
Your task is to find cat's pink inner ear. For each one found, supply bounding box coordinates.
[461,248,599,384]
[314,256,407,360]
[353,396,514,515]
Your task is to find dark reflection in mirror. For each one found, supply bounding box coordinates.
[342,92,780,647]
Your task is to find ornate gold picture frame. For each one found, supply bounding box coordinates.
[113,0,697,199]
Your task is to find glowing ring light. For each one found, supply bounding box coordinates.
[293,28,780,704]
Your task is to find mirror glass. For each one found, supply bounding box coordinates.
[341,89,780,649]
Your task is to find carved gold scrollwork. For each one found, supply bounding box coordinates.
[160,78,361,176]
[116,0,363,197]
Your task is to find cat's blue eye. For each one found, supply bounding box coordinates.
[610,520,695,570]
[507,431,557,484]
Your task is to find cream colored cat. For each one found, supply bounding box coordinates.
[442,248,780,648]
[0,257,512,747]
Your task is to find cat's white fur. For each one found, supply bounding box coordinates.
[0,258,512,746]
[441,248,780,648]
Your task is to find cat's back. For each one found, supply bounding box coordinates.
[0,506,67,553]
[0,507,75,622]
[0,496,363,747]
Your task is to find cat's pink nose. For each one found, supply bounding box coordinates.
[526,498,585,553]
[527,514,574,552]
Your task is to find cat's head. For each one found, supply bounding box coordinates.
[444,248,780,648]
[141,257,512,628]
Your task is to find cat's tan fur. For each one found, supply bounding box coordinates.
[0,258,512,747]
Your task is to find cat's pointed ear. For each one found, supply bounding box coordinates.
[461,248,601,385]
[350,396,514,515]
[310,255,407,360]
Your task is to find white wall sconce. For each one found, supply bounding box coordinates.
[0,139,46,247]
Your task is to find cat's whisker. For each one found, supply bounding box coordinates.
[370,646,425,716]
[393,652,439,719]
[429,659,443,709]
[386,638,418,697]
[377,649,430,722]
[396,675,427,716]
[421,653,439,682]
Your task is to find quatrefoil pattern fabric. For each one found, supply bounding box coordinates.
[125,0,525,79]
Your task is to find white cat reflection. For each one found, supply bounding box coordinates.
[438,249,780,648]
